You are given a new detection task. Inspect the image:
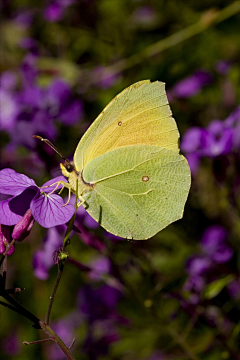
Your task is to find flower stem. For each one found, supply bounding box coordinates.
[39,321,75,360]
[0,239,16,267]
[45,263,64,325]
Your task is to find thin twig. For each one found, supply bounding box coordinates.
[45,264,64,325]
[23,338,54,345]
[89,1,240,82]
[0,239,16,267]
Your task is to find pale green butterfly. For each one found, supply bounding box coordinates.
[36,80,191,240]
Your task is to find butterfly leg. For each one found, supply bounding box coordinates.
[77,196,85,208]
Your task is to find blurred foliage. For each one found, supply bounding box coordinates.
[0,0,240,360]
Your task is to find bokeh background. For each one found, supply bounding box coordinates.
[0,0,240,359]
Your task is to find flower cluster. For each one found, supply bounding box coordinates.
[181,106,240,174]
[0,56,83,150]
[183,226,234,302]
[79,284,126,358]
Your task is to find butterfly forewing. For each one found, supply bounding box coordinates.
[74,80,180,171]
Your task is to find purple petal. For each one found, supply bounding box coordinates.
[30,192,75,228]
[0,89,18,132]
[171,70,212,98]
[0,199,26,225]
[3,187,38,226]
[186,256,211,276]
[0,169,37,196]
[212,246,233,263]
[32,250,49,280]
[58,100,83,125]
[180,127,208,153]
[47,79,71,106]
[44,2,64,22]
[215,60,231,75]
[184,153,201,176]
[0,71,17,90]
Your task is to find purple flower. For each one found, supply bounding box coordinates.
[0,88,19,133]
[183,275,206,293]
[92,66,122,89]
[0,168,75,228]
[13,9,35,29]
[227,279,240,300]
[88,256,111,281]
[0,71,18,90]
[215,60,231,75]
[1,333,21,356]
[225,106,240,149]
[44,0,75,22]
[19,38,38,55]
[186,256,211,276]
[79,284,125,357]
[170,70,212,99]
[131,6,157,25]
[181,107,239,174]
[79,284,122,323]
[204,120,233,157]
[201,226,233,264]
[33,225,64,279]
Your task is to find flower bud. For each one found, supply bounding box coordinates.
[0,224,15,255]
[12,209,34,242]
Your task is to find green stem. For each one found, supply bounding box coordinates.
[39,321,75,360]
[96,1,240,78]
[45,264,64,325]
[0,239,16,267]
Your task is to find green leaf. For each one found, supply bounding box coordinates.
[204,275,235,299]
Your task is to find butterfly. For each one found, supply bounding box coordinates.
[36,80,191,240]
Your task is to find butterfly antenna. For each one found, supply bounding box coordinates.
[33,135,71,166]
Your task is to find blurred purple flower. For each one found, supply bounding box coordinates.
[49,312,81,360]
[131,6,157,25]
[79,284,122,323]
[33,225,65,279]
[76,204,99,229]
[183,275,206,293]
[215,60,231,75]
[186,256,211,276]
[44,0,75,22]
[79,284,125,357]
[13,9,35,29]
[225,106,240,149]
[227,279,240,300]
[1,333,21,356]
[92,66,122,89]
[1,56,83,149]
[0,71,18,90]
[181,106,239,174]
[82,321,119,358]
[170,70,212,99]
[19,38,39,55]
[0,88,19,132]
[88,256,111,281]
[201,226,233,264]
[0,168,75,228]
